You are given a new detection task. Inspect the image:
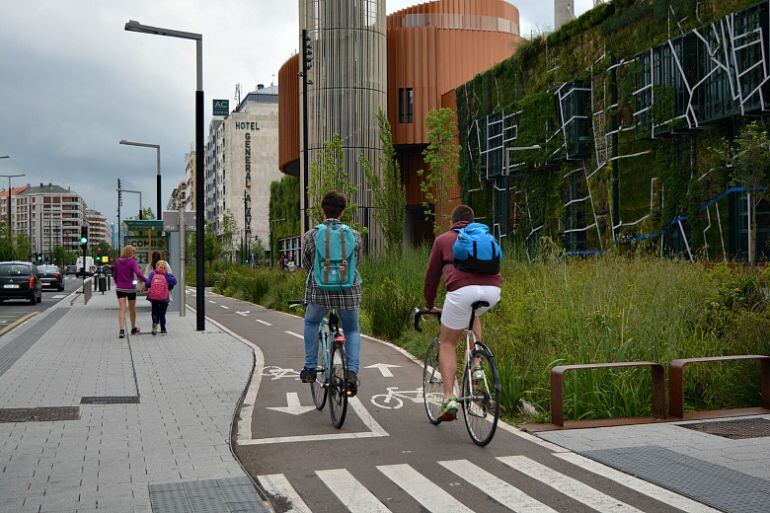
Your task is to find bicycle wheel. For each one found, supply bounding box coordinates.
[328,341,348,429]
[422,338,443,425]
[461,347,500,446]
[310,331,328,410]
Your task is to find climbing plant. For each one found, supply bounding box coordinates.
[419,108,461,234]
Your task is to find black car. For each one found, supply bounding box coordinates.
[0,261,43,304]
[36,264,65,291]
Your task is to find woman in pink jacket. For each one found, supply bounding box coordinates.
[113,246,147,339]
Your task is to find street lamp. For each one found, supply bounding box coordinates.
[120,140,161,222]
[125,19,205,331]
[0,167,25,237]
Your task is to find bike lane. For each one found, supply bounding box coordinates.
[191,289,718,513]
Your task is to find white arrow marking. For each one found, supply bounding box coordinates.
[236,310,250,317]
[266,392,316,416]
[365,363,401,378]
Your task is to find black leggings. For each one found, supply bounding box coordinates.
[151,301,169,330]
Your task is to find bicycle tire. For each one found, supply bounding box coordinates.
[422,338,443,425]
[310,331,328,410]
[328,341,348,429]
[461,347,500,446]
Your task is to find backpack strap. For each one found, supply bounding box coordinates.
[340,230,347,283]
[324,226,331,283]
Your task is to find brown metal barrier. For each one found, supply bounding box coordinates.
[669,355,770,419]
[551,362,666,428]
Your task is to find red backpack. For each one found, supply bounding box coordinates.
[147,272,169,301]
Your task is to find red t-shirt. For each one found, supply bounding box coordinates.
[423,221,503,308]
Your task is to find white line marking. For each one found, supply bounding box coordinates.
[439,459,558,512]
[238,397,388,445]
[316,468,392,513]
[256,474,312,513]
[220,305,230,309]
[498,456,644,513]
[256,319,272,326]
[236,310,250,316]
[51,294,66,299]
[378,464,473,513]
[208,300,216,304]
[554,453,723,513]
[284,330,303,340]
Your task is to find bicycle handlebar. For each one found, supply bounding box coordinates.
[413,308,440,332]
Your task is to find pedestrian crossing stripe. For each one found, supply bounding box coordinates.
[257,473,312,513]
[498,455,644,513]
[439,459,558,512]
[316,469,391,513]
[258,454,711,513]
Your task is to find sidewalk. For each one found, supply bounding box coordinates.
[0,290,270,513]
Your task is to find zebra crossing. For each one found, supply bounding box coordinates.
[256,454,721,513]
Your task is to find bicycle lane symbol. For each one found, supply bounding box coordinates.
[261,365,301,381]
[370,386,424,410]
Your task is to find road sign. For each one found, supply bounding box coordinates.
[162,210,196,232]
[213,99,229,116]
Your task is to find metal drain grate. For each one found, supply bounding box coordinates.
[0,406,80,423]
[680,418,770,439]
[81,396,140,404]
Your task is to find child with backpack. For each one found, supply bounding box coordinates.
[423,205,503,421]
[146,260,177,336]
[299,191,363,396]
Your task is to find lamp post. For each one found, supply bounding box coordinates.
[125,19,205,330]
[0,167,25,237]
[299,30,313,266]
[119,140,161,221]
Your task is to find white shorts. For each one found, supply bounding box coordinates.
[441,285,501,330]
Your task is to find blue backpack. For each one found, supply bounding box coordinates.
[313,221,358,291]
[452,222,502,275]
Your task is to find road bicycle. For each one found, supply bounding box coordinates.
[288,301,348,428]
[413,301,500,446]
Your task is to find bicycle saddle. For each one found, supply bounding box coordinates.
[471,301,490,310]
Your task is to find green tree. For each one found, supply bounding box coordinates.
[221,210,237,262]
[419,108,461,234]
[308,133,359,226]
[359,110,406,253]
[127,207,155,220]
[0,226,31,261]
[187,221,222,270]
[51,246,76,267]
[711,122,770,265]
[268,176,301,260]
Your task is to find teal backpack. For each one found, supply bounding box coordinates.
[313,221,358,291]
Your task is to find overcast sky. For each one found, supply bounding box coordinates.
[0,0,594,227]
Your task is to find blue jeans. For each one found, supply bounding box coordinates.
[303,303,361,375]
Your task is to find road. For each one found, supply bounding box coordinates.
[189,288,720,513]
[0,275,82,336]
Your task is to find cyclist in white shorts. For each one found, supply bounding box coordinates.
[423,205,502,421]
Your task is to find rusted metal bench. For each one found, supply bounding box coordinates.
[669,355,770,419]
[551,362,666,428]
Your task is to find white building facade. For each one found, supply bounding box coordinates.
[14,183,87,257]
[86,209,111,246]
[206,85,281,256]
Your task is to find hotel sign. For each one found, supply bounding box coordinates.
[213,99,229,116]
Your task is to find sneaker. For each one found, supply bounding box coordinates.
[152,323,158,336]
[119,329,125,339]
[345,372,358,397]
[438,396,459,421]
[472,365,486,382]
[160,329,167,335]
[300,367,317,383]
[131,327,141,335]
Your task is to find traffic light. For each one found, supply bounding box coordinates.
[35,253,43,263]
[79,225,89,251]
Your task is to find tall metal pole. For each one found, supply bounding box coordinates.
[179,206,186,317]
[610,54,620,237]
[117,179,122,252]
[156,147,162,222]
[195,38,205,331]
[301,29,310,256]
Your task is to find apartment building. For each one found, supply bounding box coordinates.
[86,209,111,246]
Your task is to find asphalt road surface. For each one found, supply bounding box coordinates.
[0,275,83,336]
[189,288,720,513]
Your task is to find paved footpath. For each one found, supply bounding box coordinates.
[0,289,270,513]
[194,288,754,513]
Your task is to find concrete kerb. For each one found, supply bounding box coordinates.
[187,304,275,513]
[202,291,568,454]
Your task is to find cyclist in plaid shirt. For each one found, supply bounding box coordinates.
[300,191,363,396]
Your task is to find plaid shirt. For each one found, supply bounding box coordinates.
[303,221,363,310]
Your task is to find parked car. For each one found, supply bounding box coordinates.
[65,264,78,275]
[0,262,42,304]
[36,265,64,291]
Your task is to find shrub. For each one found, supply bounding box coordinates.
[364,278,414,341]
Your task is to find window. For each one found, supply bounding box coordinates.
[399,88,414,123]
